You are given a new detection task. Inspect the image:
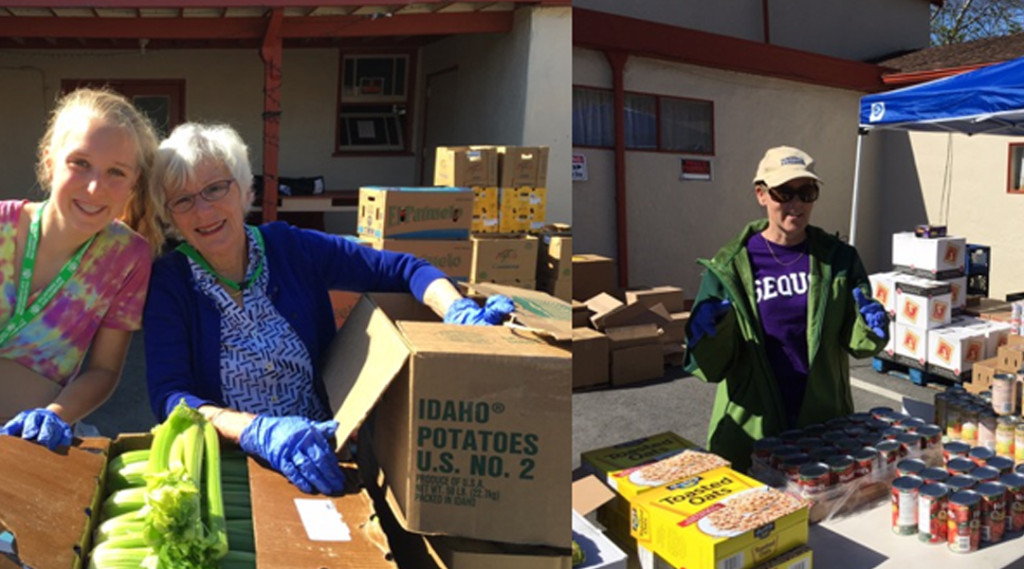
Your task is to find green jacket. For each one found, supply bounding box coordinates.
[683,220,885,471]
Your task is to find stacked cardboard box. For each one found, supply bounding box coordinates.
[574,254,618,302]
[325,289,571,556]
[625,287,688,368]
[469,233,538,290]
[538,224,572,302]
[434,146,499,234]
[357,186,474,282]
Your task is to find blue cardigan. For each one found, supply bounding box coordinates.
[143,222,446,421]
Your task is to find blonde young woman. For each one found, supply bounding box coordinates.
[0,89,161,449]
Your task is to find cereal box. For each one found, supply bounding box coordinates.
[580,433,725,519]
[631,467,809,569]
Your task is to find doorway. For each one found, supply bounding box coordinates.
[419,67,459,186]
[60,79,185,139]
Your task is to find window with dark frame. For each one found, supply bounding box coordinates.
[572,85,714,155]
[336,52,414,154]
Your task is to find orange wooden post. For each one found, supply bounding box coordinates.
[259,8,283,223]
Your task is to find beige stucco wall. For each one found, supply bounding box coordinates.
[866,130,1024,300]
[573,0,930,61]
[423,6,571,225]
[573,48,873,296]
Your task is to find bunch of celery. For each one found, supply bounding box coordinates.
[89,401,255,569]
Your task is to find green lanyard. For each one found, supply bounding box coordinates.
[0,201,96,346]
[176,226,265,292]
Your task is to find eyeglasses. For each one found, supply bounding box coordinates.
[766,182,819,204]
[165,179,235,213]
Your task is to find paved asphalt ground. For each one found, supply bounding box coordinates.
[572,355,941,474]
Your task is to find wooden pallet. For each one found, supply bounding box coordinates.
[871,356,957,388]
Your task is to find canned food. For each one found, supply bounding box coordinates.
[866,418,891,432]
[921,467,951,485]
[778,429,803,443]
[888,412,912,426]
[934,392,949,434]
[944,441,971,463]
[781,453,811,482]
[979,410,998,451]
[752,436,783,461]
[961,405,980,444]
[796,437,825,453]
[988,456,1015,476]
[826,417,850,430]
[870,406,894,420]
[975,482,1007,543]
[903,418,926,432]
[877,440,903,464]
[821,430,846,444]
[808,447,835,463]
[834,438,862,456]
[946,475,978,492]
[828,454,857,485]
[996,416,1016,459]
[859,432,882,448]
[897,432,925,458]
[1015,422,1024,464]
[844,426,867,438]
[918,425,942,450]
[803,423,827,437]
[918,483,950,544]
[999,472,1024,532]
[850,412,874,424]
[972,466,1001,483]
[947,490,982,553]
[770,444,802,470]
[883,426,907,440]
[946,399,963,441]
[969,446,995,467]
[948,457,977,477]
[897,458,928,478]
[1017,463,1024,476]
[854,447,878,479]
[892,475,924,535]
[992,373,1016,415]
[798,462,831,495]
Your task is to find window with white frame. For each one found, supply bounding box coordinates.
[336,52,413,153]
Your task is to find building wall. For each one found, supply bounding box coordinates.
[573,48,869,296]
[421,6,571,225]
[869,130,1024,300]
[574,0,930,61]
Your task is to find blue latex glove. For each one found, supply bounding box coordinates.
[0,408,73,451]
[854,287,889,339]
[688,299,732,349]
[443,294,514,326]
[239,415,346,495]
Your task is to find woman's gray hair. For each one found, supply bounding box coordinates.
[149,122,255,239]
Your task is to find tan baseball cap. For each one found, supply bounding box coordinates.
[752,146,823,188]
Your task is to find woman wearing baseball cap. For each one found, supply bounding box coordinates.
[683,146,889,471]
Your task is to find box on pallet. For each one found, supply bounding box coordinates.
[948,275,968,312]
[0,435,390,569]
[370,238,474,282]
[926,325,985,379]
[358,186,473,241]
[631,467,809,569]
[469,234,538,285]
[966,320,1013,359]
[895,322,928,366]
[891,232,966,278]
[434,146,498,187]
[868,271,900,314]
[495,146,549,188]
[895,276,952,329]
[322,292,570,547]
[471,186,500,233]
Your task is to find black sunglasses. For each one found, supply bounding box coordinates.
[766,183,819,204]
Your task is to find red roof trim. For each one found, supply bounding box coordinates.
[881,62,993,86]
[573,8,886,92]
[1,0,568,6]
[0,11,513,38]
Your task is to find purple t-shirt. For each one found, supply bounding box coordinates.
[747,232,810,426]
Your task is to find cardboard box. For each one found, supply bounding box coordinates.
[372,238,474,281]
[612,344,665,385]
[498,204,532,233]
[661,312,689,344]
[892,232,967,278]
[496,146,549,188]
[538,226,572,283]
[472,213,500,234]
[997,343,1024,371]
[575,255,619,302]
[966,320,1013,358]
[643,544,813,569]
[435,146,498,187]
[895,276,952,329]
[631,467,809,569]
[466,281,572,342]
[947,275,968,312]
[605,324,662,350]
[0,435,392,569]
[882,320,896,357]
[472,186,499,215]
[895,322,928,366]
[587,294,672,332]
[540,278,571,303]
[968,357,1014,394]
[358,186,473,241]
[470,234,538,285]
[625,287,686,313]
[573,300,592,329]
[572,476,628,569]
[926,325,985,377]
[330,290,363,330]
[868,271,900,314]
[322,293,570,547]
[574,327,610,390]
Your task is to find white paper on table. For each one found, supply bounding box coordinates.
[293,498,352,541]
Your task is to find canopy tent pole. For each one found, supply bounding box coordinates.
[849,129,866,247]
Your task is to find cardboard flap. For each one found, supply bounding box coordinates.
[572,476,615,516]
[0,437,108,569]
[462,282,571,342]
[604,323,662,349]
[322,294,413,449]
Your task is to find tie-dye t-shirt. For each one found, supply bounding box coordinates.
[0,200,152,386]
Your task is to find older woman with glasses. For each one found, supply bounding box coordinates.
[143,122,513,494]
[683,146,889,471]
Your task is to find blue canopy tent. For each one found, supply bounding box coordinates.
[850,55,1024,245]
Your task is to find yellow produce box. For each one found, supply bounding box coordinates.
[631,467,809,569]
[580,432,726,520]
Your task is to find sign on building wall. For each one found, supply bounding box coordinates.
[572,153,589,181]
[681,158,712,181]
